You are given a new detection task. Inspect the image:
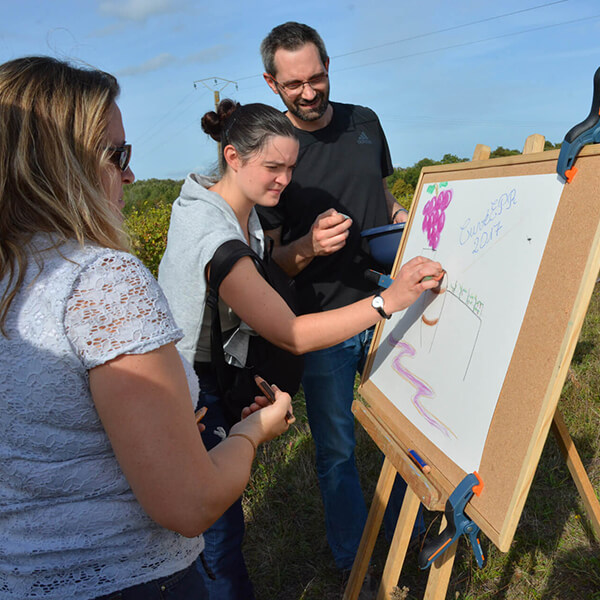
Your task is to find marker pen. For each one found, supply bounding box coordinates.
[408,449,431,474]
[254,375,294,423]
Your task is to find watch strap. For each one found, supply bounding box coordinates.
[372,294,391,319]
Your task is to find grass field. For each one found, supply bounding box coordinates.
[243,286,600,600]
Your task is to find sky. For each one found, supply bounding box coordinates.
[1,0,600,181]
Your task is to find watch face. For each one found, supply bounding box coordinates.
[372,295,384,309]
[372,294,390,318]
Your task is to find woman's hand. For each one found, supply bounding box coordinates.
[240,395,271,420]
[233,385,294,445]
[382,256,444,313]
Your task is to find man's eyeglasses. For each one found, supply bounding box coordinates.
[270,73,328,95]
[107,144,132,172]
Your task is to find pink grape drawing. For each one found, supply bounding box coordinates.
[422,187,453,250]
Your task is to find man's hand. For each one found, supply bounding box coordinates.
[392,207,408,224]
[265,208,352,277]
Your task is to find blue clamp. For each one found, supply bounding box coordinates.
[418,472,486,569]
[364,269,394,289]
[556,66,600,182]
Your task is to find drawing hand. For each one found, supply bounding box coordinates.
[383,256,444,312]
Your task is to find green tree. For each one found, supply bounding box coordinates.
[489,146,520,158]
[402,158,437,189]
[440,153,467,165]
[544,140,562,150]
[386,167,407,189]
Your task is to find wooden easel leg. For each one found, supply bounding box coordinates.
[423,516,456,600]
[377,485,421,600]
[343,457,396,600]
[551,409,600,539]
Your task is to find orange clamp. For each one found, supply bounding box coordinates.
[564,166,578,183]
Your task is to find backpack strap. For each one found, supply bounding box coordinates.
[206,239,266,396]
[208,239,266,293]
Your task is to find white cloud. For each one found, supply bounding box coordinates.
[183,45,230,65]
[98,0,181,22]
[117,45,231,77]
[117,52,176,76]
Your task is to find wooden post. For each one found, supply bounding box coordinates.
[423,517,456,600]
[551,410,600,539]
[343,458,396,600]
[377,487,421,599]
[522,133,545,154]
[471,144,491,161]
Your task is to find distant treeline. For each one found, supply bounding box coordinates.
[122,178,184,216]
[123,142,562,215]
[387,141,562,209]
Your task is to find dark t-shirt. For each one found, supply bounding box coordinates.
[257,101,393,314]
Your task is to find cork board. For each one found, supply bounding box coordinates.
[358,145,600,552]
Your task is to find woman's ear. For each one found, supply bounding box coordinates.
[223,144,240,172]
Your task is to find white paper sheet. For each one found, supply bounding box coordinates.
[370,173,564,472]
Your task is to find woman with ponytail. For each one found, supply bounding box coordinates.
[158,99,442,599]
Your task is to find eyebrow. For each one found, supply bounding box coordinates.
[264,161,296,171]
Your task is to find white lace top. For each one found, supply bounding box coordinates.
[0,235,203,599]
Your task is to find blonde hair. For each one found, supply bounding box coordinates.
[0,56,128,332]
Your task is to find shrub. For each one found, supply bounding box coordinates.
[390,177,414,210]
[125,203,172,278]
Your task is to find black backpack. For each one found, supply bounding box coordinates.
[206,239,304,425]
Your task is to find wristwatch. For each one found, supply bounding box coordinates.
[371,294,391,319]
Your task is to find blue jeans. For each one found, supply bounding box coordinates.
[94,562,207,599]
[302,328,423,571]
[193,371,255,600]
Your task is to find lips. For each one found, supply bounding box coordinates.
[298,96,322,108]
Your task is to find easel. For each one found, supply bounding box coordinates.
[344,135,600,600]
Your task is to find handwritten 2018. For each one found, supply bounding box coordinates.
[459,189,517,254]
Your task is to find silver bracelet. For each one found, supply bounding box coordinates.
[228,432,257,457]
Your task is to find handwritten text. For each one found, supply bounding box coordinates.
[458,188,517,254]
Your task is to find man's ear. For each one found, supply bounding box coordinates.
[324,57,330,72]
[263,73,279,95]
[222,144,240,171]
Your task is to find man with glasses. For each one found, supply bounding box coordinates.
[257,22,413,585]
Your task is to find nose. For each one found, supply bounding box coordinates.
[277,168,293,187]
[300,83,317,101]
[122,165,135,185]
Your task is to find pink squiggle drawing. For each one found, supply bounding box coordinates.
[422,188,453,250]
[388,335,456,439]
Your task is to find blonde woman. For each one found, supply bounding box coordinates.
[0,57,293,600]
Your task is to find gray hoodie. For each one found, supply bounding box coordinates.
[158,173,265,366]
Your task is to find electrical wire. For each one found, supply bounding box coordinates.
[233,0,570,82]
[332,0,569,60]
[334,13,600,73]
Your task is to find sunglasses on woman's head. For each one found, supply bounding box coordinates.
[107,144,132,172]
